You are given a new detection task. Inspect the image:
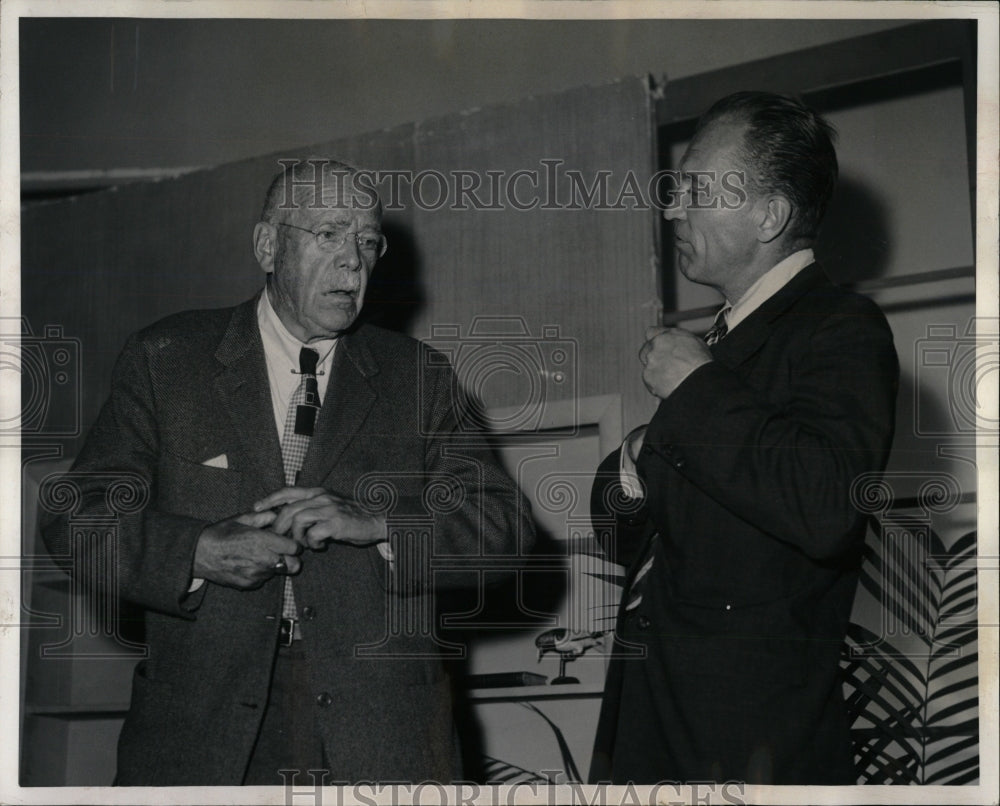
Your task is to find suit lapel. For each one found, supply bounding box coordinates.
[711,262,829,370]
[298,326,379,489]
[212,295,286,497]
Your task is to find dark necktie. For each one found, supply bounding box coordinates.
[278,347,321,621]
[281,347,321,481]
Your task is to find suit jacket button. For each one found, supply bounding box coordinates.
[637,615,651,630]
[302,606,316,621]
[316,692,333,707]
[674,456,685,468]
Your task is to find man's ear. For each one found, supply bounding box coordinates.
[253,222,277,273]
[756,195,792,244]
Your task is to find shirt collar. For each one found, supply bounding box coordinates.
[257,286,338,369]
[723,248,814,332]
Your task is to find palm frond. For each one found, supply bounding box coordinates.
[481,755,554,784]
[841,521,978,785]
[519,701,583,782]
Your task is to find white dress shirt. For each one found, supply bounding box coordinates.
[189,288,388,591]
[620,249,815,496]
[259,288,393,562]
[714,248,815,333]
[257,287,338,433]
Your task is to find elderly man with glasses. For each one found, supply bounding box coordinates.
[43,159,533,786]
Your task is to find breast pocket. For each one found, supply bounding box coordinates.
[157,451,245,522]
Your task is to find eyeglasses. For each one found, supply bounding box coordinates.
[276,222,387,258]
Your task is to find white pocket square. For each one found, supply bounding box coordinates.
[201,454,228,469]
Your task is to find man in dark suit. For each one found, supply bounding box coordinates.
[42,159,533,785]
[589,92,898,785]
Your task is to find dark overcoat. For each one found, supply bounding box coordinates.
[590,264,899,785]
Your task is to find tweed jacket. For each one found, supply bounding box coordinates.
[42,293,534,784]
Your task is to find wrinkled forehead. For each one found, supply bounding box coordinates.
[279,168,382,225]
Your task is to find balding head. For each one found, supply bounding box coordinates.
[694,92,838,244]
[260,158,383,225]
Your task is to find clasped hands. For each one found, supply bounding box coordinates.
[192,487,387,590]
[639,326,712,399]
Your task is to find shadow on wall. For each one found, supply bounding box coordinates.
[887,346,981,493]
[816,173,892,285]
[363,219,426,335]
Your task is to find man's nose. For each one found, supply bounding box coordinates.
[663,199,687,222]
[663,178,689,222]
[336,237,362,270]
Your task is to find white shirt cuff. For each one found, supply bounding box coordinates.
[188,577,205,593]
[376,541,395,563]
[619,438,644,500]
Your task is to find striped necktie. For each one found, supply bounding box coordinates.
[704,306,730,346]
[278,347,321,622]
